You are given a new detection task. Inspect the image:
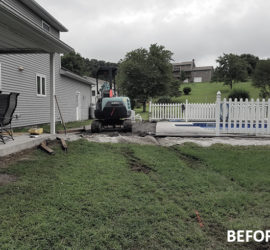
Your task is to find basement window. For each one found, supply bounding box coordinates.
[36,74,46,97]
[42,20,50,32]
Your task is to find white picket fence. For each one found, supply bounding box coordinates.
[149,100,216,122]
[149,91,270,136]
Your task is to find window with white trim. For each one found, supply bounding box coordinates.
[42,20,50,32]
[36,74,46,96]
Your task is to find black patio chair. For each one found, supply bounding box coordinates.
[0,92,19,144]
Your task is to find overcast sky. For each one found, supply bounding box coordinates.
[38,0,270,66]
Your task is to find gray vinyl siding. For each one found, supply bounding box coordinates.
[0,53,92,128]
[4,0,60,38]
[55,55,91,122]
[0,53,50,127]
[56,76,91,122]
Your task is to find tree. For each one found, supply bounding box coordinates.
[240,54,259,76]
[215,53,248,89]
[61,52,118,78]
[252,59,270,98]
[117,44,175,112]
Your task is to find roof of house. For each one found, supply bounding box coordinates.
[60,68,94,86]
[0,0,73,53]
[193,66,214,71]
[172,61,193,66]
[20,0,68,32]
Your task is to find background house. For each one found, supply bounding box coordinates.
[172,59,214,83]
[0,0,94,128]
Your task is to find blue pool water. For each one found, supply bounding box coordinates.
[173,122,268,129]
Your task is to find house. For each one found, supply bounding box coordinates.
[172,59,214,83]
[0,0,94,129]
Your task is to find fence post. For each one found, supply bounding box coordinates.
[256,99,260,136]
[228,98,232,133]
[216,91,221,136]
[268,99,270,134]
[262,99,265,134]
[185,99,188,122]
[149,100,152,122]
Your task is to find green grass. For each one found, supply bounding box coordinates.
[0,141,269,249]
[14,120,93,133]
[173,81,261,103]
[134,81,260,119]
[134,106,149,121]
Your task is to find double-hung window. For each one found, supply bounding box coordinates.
[36,74,46,96]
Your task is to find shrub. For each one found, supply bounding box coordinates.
[156,96,172,103]
[228,89,250,100]
[183,87,192,95]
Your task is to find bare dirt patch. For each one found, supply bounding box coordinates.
[0,148,35,169]
[121,148,155,174]
[169,146,206,169]
[0,174,17,186]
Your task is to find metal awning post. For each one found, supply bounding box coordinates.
[50,53,56,134]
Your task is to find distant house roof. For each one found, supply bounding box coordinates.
[172,61,193,66]
[193,66,214,71]
[60,68,94,86]
[20,0,68,32]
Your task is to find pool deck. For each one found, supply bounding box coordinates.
[156,122,270,137]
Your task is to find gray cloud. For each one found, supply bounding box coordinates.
[38,0,270,66]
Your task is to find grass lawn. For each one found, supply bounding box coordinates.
[134,81,261,120]
[173,81,261,103]
[134,106,149,121]
[0,140,269,249]
[14,120,93,134]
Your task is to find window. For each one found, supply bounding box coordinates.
[92,90,95,96]
[36,74,46,96]
[42,20,50,32]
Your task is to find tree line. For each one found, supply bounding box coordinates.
[61,51,118,78]
[62,47,270,110]
[214,53,270,98]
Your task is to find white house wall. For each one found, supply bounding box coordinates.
[0,53,91,127]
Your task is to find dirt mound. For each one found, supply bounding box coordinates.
[0,174,17,186]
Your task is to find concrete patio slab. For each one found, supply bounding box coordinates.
[0,134,56,157]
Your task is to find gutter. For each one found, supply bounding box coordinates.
[60,68,94,86]
[0,0,73,53]
[19,0,68,32]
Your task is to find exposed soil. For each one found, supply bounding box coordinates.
[0,147,36,169]
[0,174,17,186]
[132,122,156,136]
[169,146,206,169]
[121,148,155,174]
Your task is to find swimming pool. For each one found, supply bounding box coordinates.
[173,122,268,129]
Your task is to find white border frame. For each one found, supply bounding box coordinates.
[36,73,47,97]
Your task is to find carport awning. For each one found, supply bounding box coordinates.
[0,0,73,54]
